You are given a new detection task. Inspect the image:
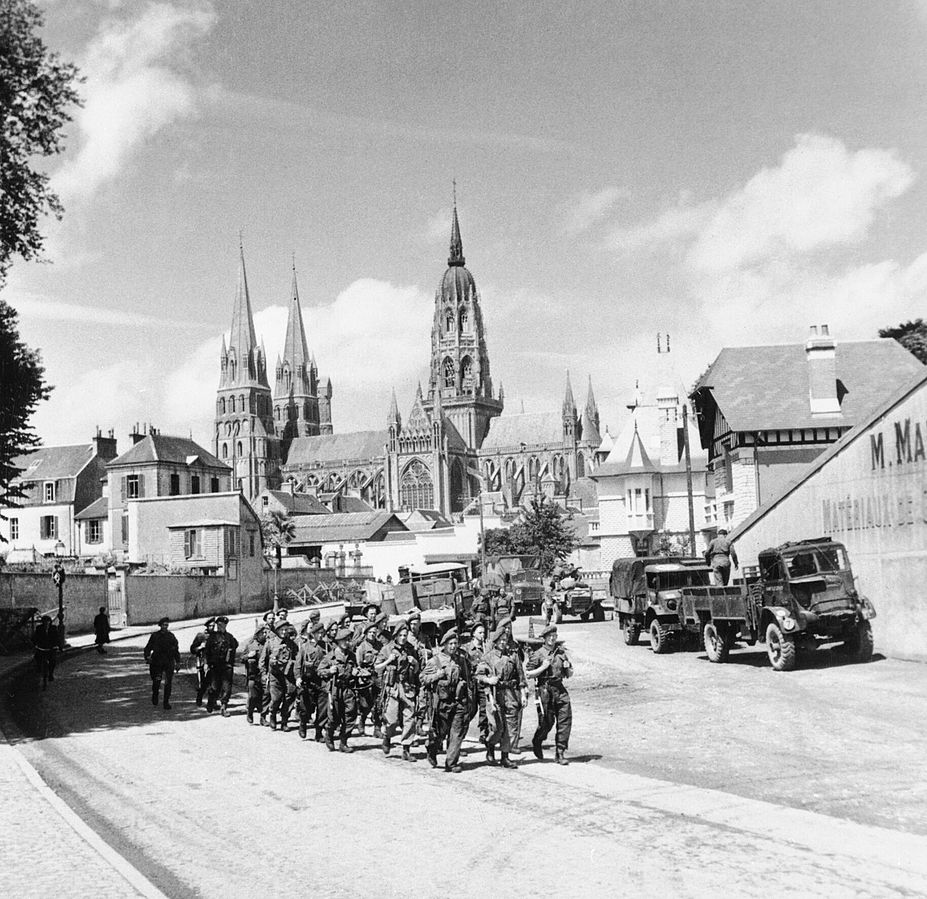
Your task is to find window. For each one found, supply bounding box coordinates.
[44,481,56,503]
[211,477,219,493]
[399,459,434,510]
[185,528,203,559]
[121,513,129,545]
[191,475,201,495]
[249,532,256,557]
[226,527,238,556]
[169,473,180,496]
[40,515,57,539]
[87,520,102,544]
[221,442,228,458]
[127,475,140,499]
[443,357,455,389]
[9,518,19,540]
[262,495,269,507]
[445,309,454,333]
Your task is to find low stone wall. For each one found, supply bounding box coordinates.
[125,574,267,627]
[0,571,107,633]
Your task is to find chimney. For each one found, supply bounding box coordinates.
[92,426,118,460]
[130,423,145,445]
[806,324,840,416]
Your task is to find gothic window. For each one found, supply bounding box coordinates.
[459,306,469,331]
[225,422,233,437]
[219,397,226,415]
[529,457,539,480]
[460,356,474,395]
[240,394,246,412]
[228,354,236,382]
[450,460,465,512]
[577,452,586,478]
[443,357,455,390]
[221,443,228,459]
[504,458,514,481]
[284,366,291,389]
[399,460,434,511]
[229,396,236,413]
[445,308,455,334]
[274,406,280,421]
[237,441,243,456]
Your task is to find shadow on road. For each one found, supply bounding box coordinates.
[703,644,887,670]
[1,644,236,743]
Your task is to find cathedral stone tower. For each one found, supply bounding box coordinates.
[215,242,280,499]
[273,264,320,456]
[425,201,503,448]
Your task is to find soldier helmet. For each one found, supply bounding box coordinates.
[309,621,326,637]
[204,617,216,627]
[362,602,379,616]
[262,610,276,623]
[308,609,321,622]
[374,611,389,626]
[364,619,379,633]
[439,627,458,646]
[718,527,729,535]
[539,624,558,640]
[216,615,230,625]
[334,627,353,643]
[406,609,422,622]
[391,620,409,638]
[158,616,170,626]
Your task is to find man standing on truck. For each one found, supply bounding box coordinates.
[705,528,739,586]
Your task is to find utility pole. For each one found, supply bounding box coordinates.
[682,404,697,557]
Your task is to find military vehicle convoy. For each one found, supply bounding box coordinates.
[611,538,876,671]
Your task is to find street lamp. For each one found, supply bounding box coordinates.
[52,546,66,649]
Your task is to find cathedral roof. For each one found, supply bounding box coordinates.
[481,412,564,450]
[580,409,601,446]
[285,431,388,465]
[438,264,477,304]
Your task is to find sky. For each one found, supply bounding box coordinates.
[7,0,927,451]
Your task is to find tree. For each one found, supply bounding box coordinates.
[0,301,51,539]
[1,0,81,285]
[481,528,515,556]
[879,319,927,365]
[506,497,578,575]
[261,510,296,569]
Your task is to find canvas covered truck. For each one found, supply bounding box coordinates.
[609,556,713,650]
[679,537,876,671]
[394,563,474,616]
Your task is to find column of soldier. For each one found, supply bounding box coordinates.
[177,594,573,772]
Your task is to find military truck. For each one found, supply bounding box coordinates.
[551,565,605,621]
[680,538,876,670]
[510,567,545,616]
[609,556,713,650]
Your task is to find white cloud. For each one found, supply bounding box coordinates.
[54,1,216,202]
[12,292,196,329]
[608,200,713,252]
[563,187,624,235]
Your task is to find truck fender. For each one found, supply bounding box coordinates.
[762,606,799,636]
[859,596,877,621]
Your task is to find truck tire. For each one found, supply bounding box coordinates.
[848,620,874,663]
[580,610,590,621]
[766,622,797,671]
[649,620,670,654]
[704,621,731,663]
[624,622,640,645]
[592,603,606,622]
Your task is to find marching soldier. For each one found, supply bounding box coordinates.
[375,620,421,761]
[353,603,380,646]
[469,587,491,632]
[491,589,514,630]
[189,617,215,706]
[421,628,472,773]
[476,620,526,769]
[354,620,384,738]
[264,621,298,731]
[525,624,573,765]
[322,626,358,752]
[259,610,277,722]
[465,621,490,748]
[406,609,433,664]
[143,617,180,709]
[204,616,238,716]
[295,621,328,741]
[240,624,267,725]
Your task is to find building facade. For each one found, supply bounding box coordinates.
[216,204,601,516]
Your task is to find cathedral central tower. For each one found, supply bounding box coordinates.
[424,202,503,448]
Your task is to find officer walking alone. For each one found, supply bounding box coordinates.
[144,617,181,710]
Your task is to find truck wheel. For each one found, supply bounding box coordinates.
[580,611,590,622]
[704,621,730,663]
[593,603,606,622]
[848,620,874,663]
[624,622,640,645]
[649,620,670,654]
[766,622,797,671]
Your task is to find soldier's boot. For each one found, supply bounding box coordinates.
[373,724,383,739]
[382,734,391,755]
[325,730,336,752]
[280,715,289,733]
[501,752,518,770]
[163,685,172,711]
[402,746,416,763]
[445,764,463,774]
[298,721,307,739]
[532,736,544,760]
[555,748,569,766]
[269,713,278,731]
[247,711,254,725]
[426,747,438,769]
[205,694,217,713]
[315,728,324,742]
[485,746,496,764]
[259,714,267,726]
[220,704,229,718]
[339,740,354,754]
[151,682,160,706]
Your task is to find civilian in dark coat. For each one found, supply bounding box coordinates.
[93,607,111,654]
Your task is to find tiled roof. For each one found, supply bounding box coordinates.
[75,496,108,520]
[692,339,923,433]
[481,412,564,450]
[12,443,94,482]
[110,434,226,469]
[291,511,406,544]
[265,490,329,514]
[286,431,387,465]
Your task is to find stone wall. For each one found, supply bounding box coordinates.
[0,572,108,632]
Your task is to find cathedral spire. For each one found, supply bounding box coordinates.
[388,388,401,427]
[282,263,311,373]
[448,184,465,267]
[228,240,260,382]
[563,370,576,416]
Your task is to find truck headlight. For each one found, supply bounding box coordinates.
[782,618,796,631]
[666,599,677,611]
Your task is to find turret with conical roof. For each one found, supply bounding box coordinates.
[425,188,503,450]
[215,239,279,499]
[274,263,321,449]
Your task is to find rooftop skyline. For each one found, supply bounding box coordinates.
[7,0,927,448]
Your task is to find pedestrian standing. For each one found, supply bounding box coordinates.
[422,628,472,773]
[144,617,180,710]
[33,615,59,689]
[526,625,572,765]
[204,616,238,716]
[93,607,111,654]
[705,528,739,586]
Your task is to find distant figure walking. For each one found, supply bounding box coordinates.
[33,615,60,689]
[705,528,739,586]
[93,607,111,654]
[144,617,181,710]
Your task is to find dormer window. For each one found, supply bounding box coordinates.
[44,481,56,503]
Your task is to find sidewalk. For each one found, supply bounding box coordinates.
[0,603,342,899]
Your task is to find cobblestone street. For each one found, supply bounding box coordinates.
[3,613,927,897]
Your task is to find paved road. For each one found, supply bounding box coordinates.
[3,615,926,898]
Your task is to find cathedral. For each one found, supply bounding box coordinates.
[214,205,603,516]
